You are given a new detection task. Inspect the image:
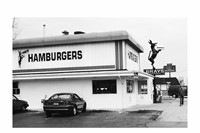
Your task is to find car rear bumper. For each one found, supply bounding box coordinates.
[43,105,73,112]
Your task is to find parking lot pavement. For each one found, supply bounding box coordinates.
[13,97,186,128]
[13,109,162,128]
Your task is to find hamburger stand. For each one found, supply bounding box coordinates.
[13,31,154,110]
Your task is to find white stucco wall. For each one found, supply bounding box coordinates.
[16,77,153,111]
[136,78,153,105]
[15,76,153,111]
[17,78,126,110]
[121,79,137,108]
[125,43,140,71]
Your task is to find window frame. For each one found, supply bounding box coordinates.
[13,82,20,95]
[73,94,81,100]
[92,79,117,94]
[127,80,134,93]
[138,80,148,94]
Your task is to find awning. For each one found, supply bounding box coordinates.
[13,70,153,81]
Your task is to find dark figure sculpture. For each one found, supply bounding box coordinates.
[18,50,29,68]
[148,40,161,69]
[18,51,24,68]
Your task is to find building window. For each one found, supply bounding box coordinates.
[13,82,18,88]
[138,80,148,94]
[127,80,134,93]
[13,82,20,95]
[92,80,117,94]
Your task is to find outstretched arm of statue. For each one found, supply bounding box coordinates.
[148,51,151,60]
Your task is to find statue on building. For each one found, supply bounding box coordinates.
[148,40,161,69]
[18,49,29,68]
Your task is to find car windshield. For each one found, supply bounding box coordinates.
[49,94,71,100]
[13,95,18,100]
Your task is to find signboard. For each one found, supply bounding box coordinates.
[128,51,138,63]
[134,72,138,77]
[126,44,140,71]
[163,63,176,72]
[13,42,116,71]
[144,68,165,75]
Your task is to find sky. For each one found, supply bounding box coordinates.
[14,18,188,84]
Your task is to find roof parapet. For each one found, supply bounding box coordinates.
[13,30,144,52]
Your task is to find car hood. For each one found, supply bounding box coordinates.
[20,100,29,105]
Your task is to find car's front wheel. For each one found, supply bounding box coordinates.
[46,112,52,117]
[71,106,77,116]
[82,103,86,112]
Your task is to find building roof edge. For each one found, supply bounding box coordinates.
[13,30,144,52]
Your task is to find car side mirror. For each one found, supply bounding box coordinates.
[80,98,83,101]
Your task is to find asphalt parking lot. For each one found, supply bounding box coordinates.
[13,109,162,128]
[14,97,186,128]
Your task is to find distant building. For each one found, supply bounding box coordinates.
[155,77,180,96]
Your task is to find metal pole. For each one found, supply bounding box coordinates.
[43,24,46,37]
[153,67,157,103]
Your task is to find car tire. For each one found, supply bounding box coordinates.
[82,103,86,113]
[71,106,77,116]
[46,112,52,117]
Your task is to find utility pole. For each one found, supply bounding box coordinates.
[148,39,164,103]
[153,68,157,103]
[43,24,46,37]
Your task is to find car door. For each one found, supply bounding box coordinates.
[73,94,84,109]
[13,95,23,111]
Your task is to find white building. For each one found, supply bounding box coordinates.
[13,30,154,111]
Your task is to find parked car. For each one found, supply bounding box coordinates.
[182,85,188,97]
[41,93,86,117]
[168,85,187,98]
[13,95,29,112]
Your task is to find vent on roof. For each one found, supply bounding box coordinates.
[74,31,85,35]
[62,30,69,35]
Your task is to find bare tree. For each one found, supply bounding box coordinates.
[12,18,21,40]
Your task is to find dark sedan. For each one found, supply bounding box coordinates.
[13,95,29,112]
[42,93,86,117]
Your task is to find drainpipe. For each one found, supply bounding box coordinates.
[118,75,124,111]
[139,54,141,71]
